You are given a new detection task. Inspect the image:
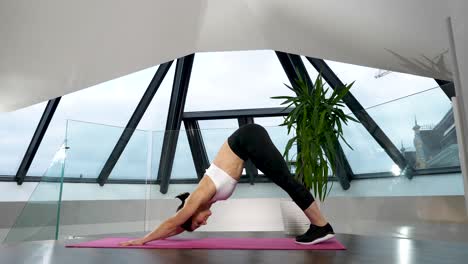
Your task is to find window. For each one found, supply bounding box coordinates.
[325,60,440,109]
[185,50,293,111]
[254,117,294,159]
[340,112,397,174]
[365,88,457,170]
[28,66,160,177]
[0,102,46,176]
[151,124,198,180]
[198,120,239,162]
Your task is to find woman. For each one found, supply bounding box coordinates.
[120,124,334,246]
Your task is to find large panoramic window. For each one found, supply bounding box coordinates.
[3,50,458,183]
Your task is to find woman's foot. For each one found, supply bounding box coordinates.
[295,223,335,245]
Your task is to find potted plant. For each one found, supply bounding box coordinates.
[272,71,357,234]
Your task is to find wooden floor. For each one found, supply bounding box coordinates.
[1,232,468,264]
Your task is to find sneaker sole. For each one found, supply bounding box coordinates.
[295,233,335,245]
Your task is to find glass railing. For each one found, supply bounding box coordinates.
[4,143,67,243]
[159,129,198,180]
[4,83,463,242]
[57,121,151,240]
[65,120,151,180]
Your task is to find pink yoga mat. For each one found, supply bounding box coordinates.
[66,237,346,250]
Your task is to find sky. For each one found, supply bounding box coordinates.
[0,50,453,179]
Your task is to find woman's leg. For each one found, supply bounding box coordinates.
[227,124,328,226]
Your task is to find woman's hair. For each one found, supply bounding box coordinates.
[175,192,195,232]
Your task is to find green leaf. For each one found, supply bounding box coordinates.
[272,71,356,201]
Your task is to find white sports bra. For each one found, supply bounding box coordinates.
[205,163,238,203]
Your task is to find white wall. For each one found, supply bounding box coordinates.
[1,173,466,243]
[0,173,464,202]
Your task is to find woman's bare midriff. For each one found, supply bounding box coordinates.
[196,140,244,206]
[211,141,244,181]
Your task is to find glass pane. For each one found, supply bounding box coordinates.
[151,126,198,180]
[0,102,46,176]
[185,50,293,112]
[172,125,198,179]
[301,57,455,174]
[253,116,284,127]
[324,59,440,108]
[111,128,150,180]
[199,125,239,162]
[58,121,150,239]
[301,56,319,81]
[147,128,197,232]
[255,117,295,159]
[58,180,147,239]
[151,130,164,180]
[340,111,398,174]
[198,119,239,129]
[330,107,463,199]
[255,118,296,176]
[137,64,176,131]
[65,120,151,180]
[65,120,123,179]
[27,66,159,177]
[365,84,458,170]
[4,144,67,243]
[198,120,238,161]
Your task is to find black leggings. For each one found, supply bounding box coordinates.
[227,123,315,210]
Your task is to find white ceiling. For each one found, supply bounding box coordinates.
[0,0,465,112]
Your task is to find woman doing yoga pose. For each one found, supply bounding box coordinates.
[120,124,334,246]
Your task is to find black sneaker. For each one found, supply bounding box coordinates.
[295,223,335,245]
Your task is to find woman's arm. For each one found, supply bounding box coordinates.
[119,186,211,246]
[139,214,188,244]
[118,221,183,246]
[162,226,185,239]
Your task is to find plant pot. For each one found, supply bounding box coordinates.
[280,199,310,236]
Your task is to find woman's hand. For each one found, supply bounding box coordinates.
[119,238,147,246]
